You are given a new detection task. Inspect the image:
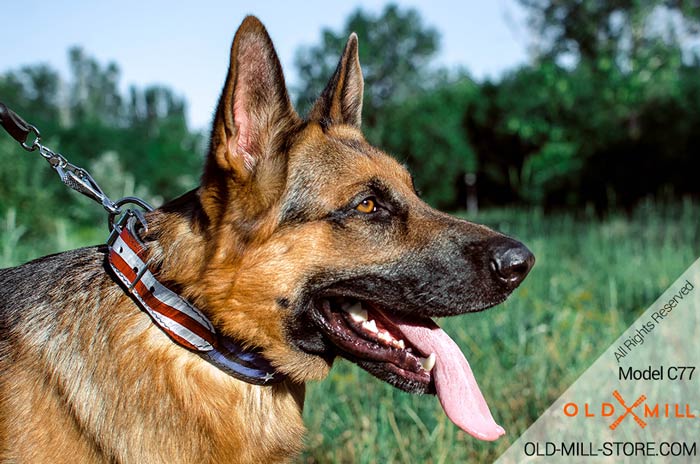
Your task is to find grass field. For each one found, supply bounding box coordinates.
[1,199,698,462]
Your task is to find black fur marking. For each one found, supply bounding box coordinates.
[278,202,313,227]
[317,117,332,131]
[334,136,368,155]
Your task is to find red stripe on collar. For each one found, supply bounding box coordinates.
[106,215,286,385]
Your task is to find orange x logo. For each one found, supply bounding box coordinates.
[609,390,647,430]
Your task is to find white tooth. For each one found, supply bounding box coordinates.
[350,312,368,323]
[362,319,378,333]
[345,303,368,323]
[378,330,392,342]
[419,353,436,372]
[396,340,405,349]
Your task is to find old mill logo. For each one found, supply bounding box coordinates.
[563,390,697,430]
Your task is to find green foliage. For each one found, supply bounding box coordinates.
[519,0,700,63]
[0,135,66,239]
[0,47,202,242]
[294,4,440,118]
[462,0,700,208]
[499,0,700,208]
[376,77,479,208]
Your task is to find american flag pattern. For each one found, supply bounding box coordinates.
[107,221,283,385]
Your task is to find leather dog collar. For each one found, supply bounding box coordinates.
[107,214,284,386]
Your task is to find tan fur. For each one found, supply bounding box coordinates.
[0,255,309,462]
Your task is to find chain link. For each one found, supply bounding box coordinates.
[1,102,154,231]
[20,123,42,152]
[33,136,122,215]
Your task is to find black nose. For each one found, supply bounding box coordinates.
[490,239,535,286]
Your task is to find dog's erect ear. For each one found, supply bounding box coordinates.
[207,16,298,182]
[308,33,364,128]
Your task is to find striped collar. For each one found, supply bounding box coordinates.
[106,212,284,386]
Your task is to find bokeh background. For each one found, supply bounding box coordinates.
[1,1,699,462]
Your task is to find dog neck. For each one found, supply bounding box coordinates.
[110,189,286,386]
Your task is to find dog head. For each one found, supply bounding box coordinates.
[192,16,533,440]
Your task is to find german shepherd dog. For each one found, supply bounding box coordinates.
[0,16,533,463]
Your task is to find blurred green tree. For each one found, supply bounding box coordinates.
[0,47,202,239]
[467,0,700,209]
[294,4,440,126]
[377,75,480,209]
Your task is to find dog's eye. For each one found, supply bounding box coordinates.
[356,197,377,214]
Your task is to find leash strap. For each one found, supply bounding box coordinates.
[0,102,35,147]
[107,213,284,385]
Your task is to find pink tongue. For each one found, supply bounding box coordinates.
[396,319,505,441]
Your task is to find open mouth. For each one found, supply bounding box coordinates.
[311,297,506,441]
[317,299,434,388]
